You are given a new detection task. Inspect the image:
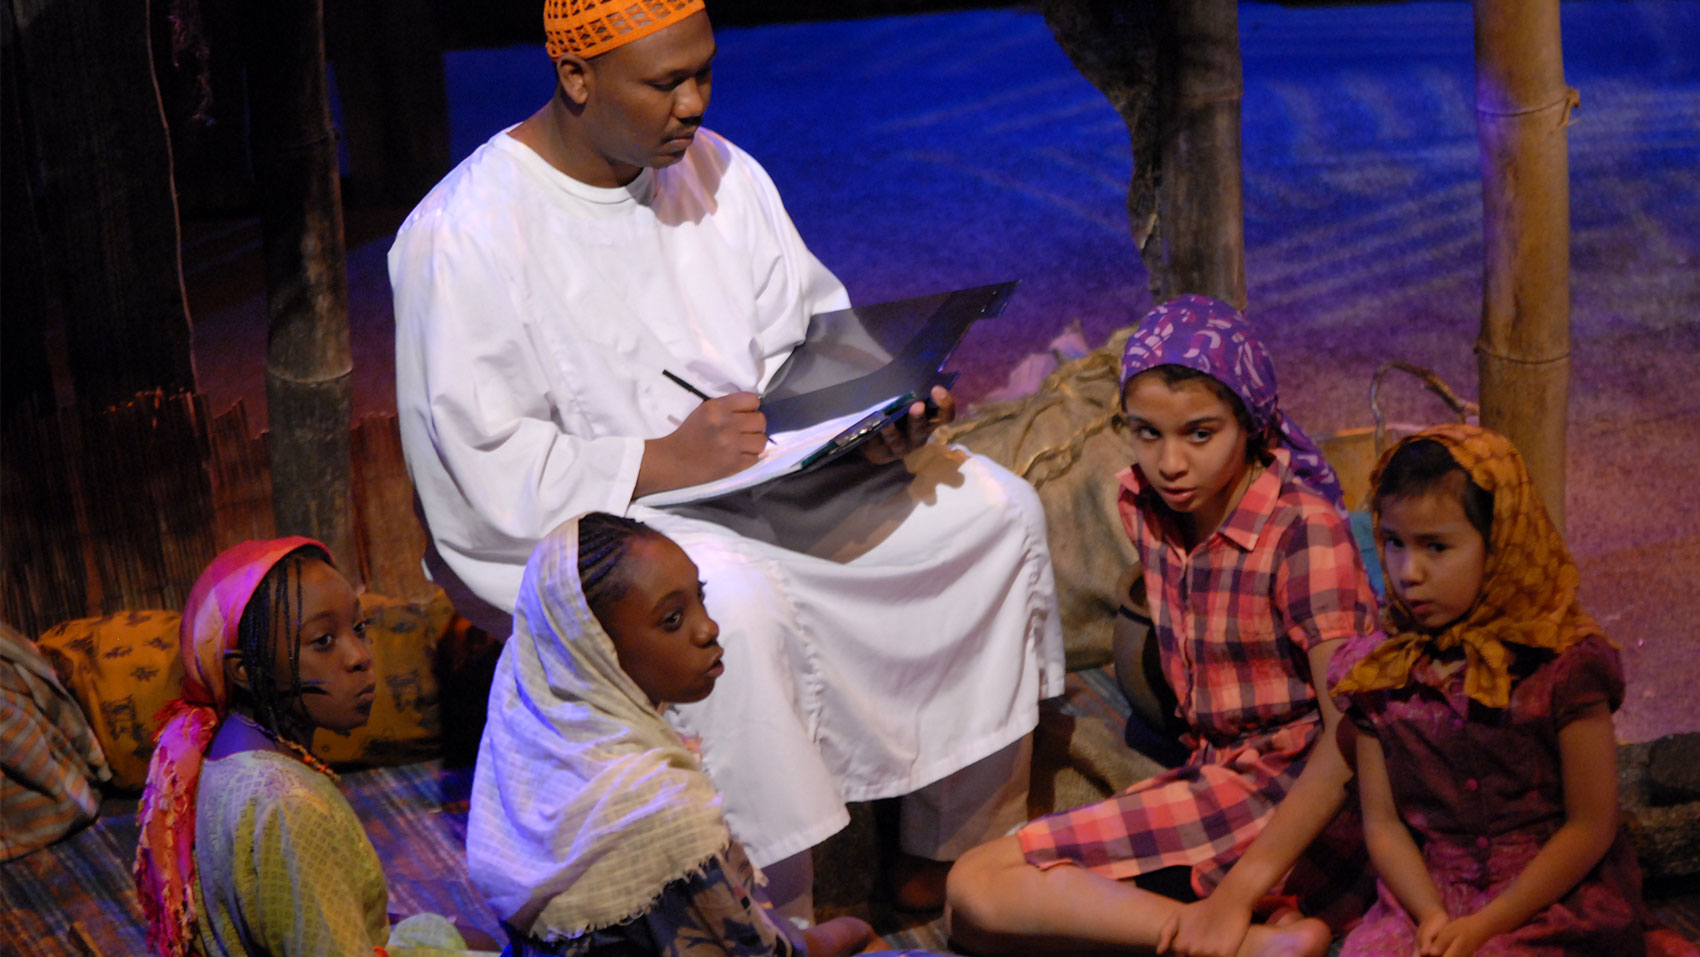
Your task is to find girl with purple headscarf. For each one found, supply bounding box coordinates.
[1118,295,1346,510]
[947,296,1379,957]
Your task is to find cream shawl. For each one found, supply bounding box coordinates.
[465,514,728,940]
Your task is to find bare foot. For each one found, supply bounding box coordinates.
[1265,905,1305,926]
[800,915,875,957]
[1239,916,1330,957]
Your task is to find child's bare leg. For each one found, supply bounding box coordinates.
[799,916,875,957]
[945,834,1185,955]
[1238,916,1330,957]
[947,836,1332,957]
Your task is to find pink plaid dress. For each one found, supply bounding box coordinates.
[1019,450,1375,927]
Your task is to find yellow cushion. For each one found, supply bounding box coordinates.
[312,589,454,767]
[36,611,181,791]
[36,589,456,790]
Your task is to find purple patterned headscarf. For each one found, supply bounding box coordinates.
[1120,295,1346,510]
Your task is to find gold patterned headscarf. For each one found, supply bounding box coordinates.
[544,0,706,60]
[1332,424,1603,709]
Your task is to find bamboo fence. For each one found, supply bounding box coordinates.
[1,392,430,639]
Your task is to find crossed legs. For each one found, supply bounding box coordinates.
[945,835,1329,957]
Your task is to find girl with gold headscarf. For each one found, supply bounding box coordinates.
[1331,426,1690,956]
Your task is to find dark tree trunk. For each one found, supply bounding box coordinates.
[1042,0,1245,308]
[326,0,450,208]
[2,0,195,410]
[1,28,55,422]
[153,0,254,217]
[1473,0,1573,528]
[242,0,356,577]
[1153,0,1244,308]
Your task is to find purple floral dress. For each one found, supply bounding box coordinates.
[1332,633,1652,956]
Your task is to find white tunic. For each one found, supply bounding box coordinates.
[390,128,1064,865]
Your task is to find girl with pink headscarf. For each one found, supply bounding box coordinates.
[133,539,489,956]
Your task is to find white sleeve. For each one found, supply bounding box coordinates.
[723,142,852,377]
[391,208,644,614]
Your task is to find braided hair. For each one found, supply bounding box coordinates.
[577,512,661,617]
[233,544,333,737]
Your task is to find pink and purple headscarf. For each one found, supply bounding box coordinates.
[1120,295,1345,510]
[133,536,326,957]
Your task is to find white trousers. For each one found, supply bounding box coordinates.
[636,444,1064,866]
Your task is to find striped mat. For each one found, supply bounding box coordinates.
[5,663,1693,954]
[0,665,1122,956]
[0,754,497,955]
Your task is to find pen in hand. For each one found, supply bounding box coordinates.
[663,369,774,445]
[662,369,711,401]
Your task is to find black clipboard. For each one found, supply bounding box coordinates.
[791,373,958,472]
[635,281,1018,507]
[760,281,1018,470]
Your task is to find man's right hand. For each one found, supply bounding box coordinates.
[635,391,766,496]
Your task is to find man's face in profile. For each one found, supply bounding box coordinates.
[575,11,717,176]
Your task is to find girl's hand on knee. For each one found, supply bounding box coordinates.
[1414,910,1450,954]
[1418,910,1491,957]
[1430,912,1492,957]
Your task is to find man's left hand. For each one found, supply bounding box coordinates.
[862,384,956,464]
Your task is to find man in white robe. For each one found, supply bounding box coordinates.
[389,0,1063,916]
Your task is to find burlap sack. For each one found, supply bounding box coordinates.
[938,328,1140,671]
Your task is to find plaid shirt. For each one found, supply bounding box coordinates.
[1021,450,1377,925]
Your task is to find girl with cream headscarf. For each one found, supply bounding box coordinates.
[468,512,943,956]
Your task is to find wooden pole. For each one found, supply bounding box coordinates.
[326,0,451,208]
[1155,0,1244,308]
[1472,0,1575,529]
[242,0,357,577]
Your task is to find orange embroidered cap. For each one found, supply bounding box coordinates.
[544,0,707,60]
